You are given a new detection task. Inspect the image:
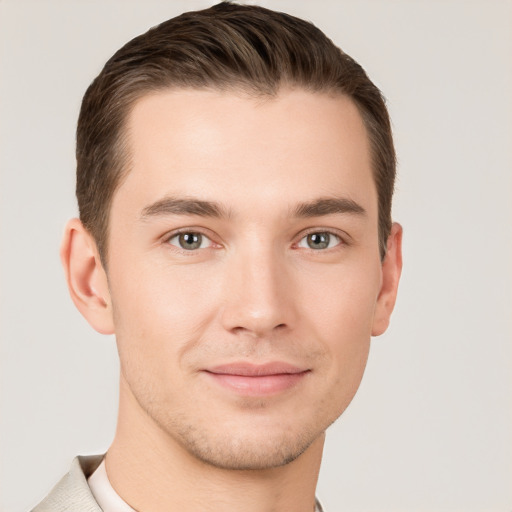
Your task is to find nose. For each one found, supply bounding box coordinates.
[220,245,297,337]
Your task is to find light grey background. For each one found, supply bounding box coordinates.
[1,1,511,511]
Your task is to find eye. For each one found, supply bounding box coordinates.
[297,231,342,250]
[167,232,213,251]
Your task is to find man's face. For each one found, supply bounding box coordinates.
[105,88,388,470]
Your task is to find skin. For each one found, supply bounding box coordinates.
[61,88,402,512]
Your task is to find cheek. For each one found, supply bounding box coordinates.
[297,260,381,385]
[108,259,222,372]
[299,259,381,337]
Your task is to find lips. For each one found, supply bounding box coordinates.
[203,362,310,396]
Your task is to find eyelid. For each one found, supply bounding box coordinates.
[294,228,349,250]
[160,226,349,252]
[163,227,221,251]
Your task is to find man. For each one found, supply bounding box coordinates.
[33,2,402,511]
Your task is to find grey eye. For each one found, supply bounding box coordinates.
[298,232,341,250]
[307,233,330,249]
[168,232,211,250]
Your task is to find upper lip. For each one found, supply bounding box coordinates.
[205,362,308,377]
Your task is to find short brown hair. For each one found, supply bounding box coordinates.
[76,1,396,262]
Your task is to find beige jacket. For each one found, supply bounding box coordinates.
[32,455,103,512]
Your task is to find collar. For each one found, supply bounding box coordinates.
[88,459,136,512]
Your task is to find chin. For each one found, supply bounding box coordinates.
[178,427,319,471]
[156,408,331,471]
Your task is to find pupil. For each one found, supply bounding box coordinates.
[308,233,329,250]
[180,233,201,250]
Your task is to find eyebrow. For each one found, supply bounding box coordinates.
[140,195,366,221]
[140,196,230,220]
[292,197,366,218]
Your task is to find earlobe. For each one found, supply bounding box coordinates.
[60,218,115,335]
[372,222,403,336]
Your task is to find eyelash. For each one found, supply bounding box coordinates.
[163,228,348,253]
[164,228,218,253]
[294,229,345,251]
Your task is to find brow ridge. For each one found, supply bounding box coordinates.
[293,197,366,218]
[140,195,365,221]
[140,196,229,219]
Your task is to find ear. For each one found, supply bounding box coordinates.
[372,222,403,336]
[60,218,114,334]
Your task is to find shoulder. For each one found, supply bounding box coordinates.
[31,455,103,512]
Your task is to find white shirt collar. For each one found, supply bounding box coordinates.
[88,459,137,512]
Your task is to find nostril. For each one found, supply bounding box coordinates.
[229,322,287,336]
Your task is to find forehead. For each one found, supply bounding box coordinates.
[116,87,376,217]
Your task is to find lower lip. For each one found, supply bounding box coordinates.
[204,371,308,396]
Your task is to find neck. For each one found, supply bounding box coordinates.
[106,376,324,512]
